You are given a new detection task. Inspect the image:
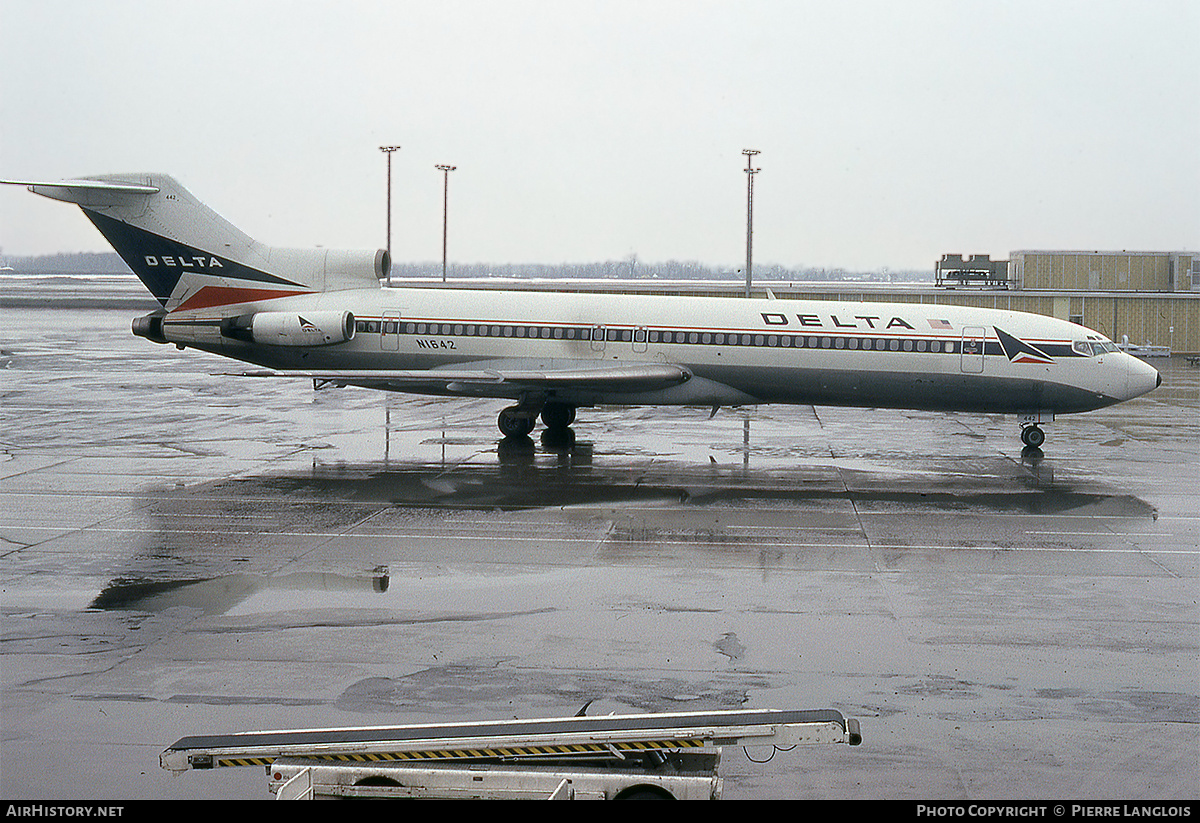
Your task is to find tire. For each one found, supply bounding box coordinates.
[498,408,535,438]
[540,403,576,430]
[614,786,674,800]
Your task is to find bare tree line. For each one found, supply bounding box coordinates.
[3,252,932,283]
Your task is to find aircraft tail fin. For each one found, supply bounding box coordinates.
[4,174,388,310]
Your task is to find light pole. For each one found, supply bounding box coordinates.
[436,164,456,282]
[379,145,400,286]
[742,149,760,298]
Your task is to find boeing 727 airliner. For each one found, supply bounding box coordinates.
[3,173,1161,448]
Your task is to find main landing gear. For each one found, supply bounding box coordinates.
[539,403,576,430]
[498,401,577,438]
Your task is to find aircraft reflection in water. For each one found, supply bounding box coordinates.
[4,174,1161,449]
[85,452,1155,620]
[91,571,390,615]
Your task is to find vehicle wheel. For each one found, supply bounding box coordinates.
[614,786,674,800]
[540,403,576,430]
[1021,425,1045,448]
[498,407,535,438]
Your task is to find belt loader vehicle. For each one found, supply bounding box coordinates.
[161,707,861,799]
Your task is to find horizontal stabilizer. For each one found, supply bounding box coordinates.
[1,177,160,197]
[2,176,160,213]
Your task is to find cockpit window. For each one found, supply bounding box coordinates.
[1075,340,1120,356]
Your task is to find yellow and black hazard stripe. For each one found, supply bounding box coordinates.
[214,738,704,768]
[215,756,276,768]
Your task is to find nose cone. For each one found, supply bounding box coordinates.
[1124,354,1162,400]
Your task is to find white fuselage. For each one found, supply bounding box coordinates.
[8,172,1161,441]
[157,285,1160,416]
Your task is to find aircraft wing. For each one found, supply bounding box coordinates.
[235,362,691,395]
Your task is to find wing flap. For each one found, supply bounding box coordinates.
[235,363,691,394]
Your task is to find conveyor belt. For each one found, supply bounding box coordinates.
[162,708,859,772]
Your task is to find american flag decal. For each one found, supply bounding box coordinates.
[928,319,953,329]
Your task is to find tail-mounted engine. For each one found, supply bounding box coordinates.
[263,247,390,292]
[220,311,356,346]
[132,311,169,344]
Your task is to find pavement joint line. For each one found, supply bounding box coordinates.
[2,525,1194,554]
[3,492,1190,520]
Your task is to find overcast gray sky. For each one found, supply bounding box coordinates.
[2,0,1197,270]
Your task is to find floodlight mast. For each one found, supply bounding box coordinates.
[436,164,456,282]
[742,149,760,298]
[379,145,401,286]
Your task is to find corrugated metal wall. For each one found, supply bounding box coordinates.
[1012,251,1195,292]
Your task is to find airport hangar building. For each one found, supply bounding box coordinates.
[787,250,1199,356]
[942,250,1199,356]
[934,250,1199,356]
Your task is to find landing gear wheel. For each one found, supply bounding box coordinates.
[498,407,535,438]
[1020,425,1045,448]
[540,403,576,431]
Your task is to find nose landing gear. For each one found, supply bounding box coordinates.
[1020,424,1046,448]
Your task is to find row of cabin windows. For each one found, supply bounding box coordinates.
[359,321,595,340]
[648,331,955,352]
[354,320,960,353]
